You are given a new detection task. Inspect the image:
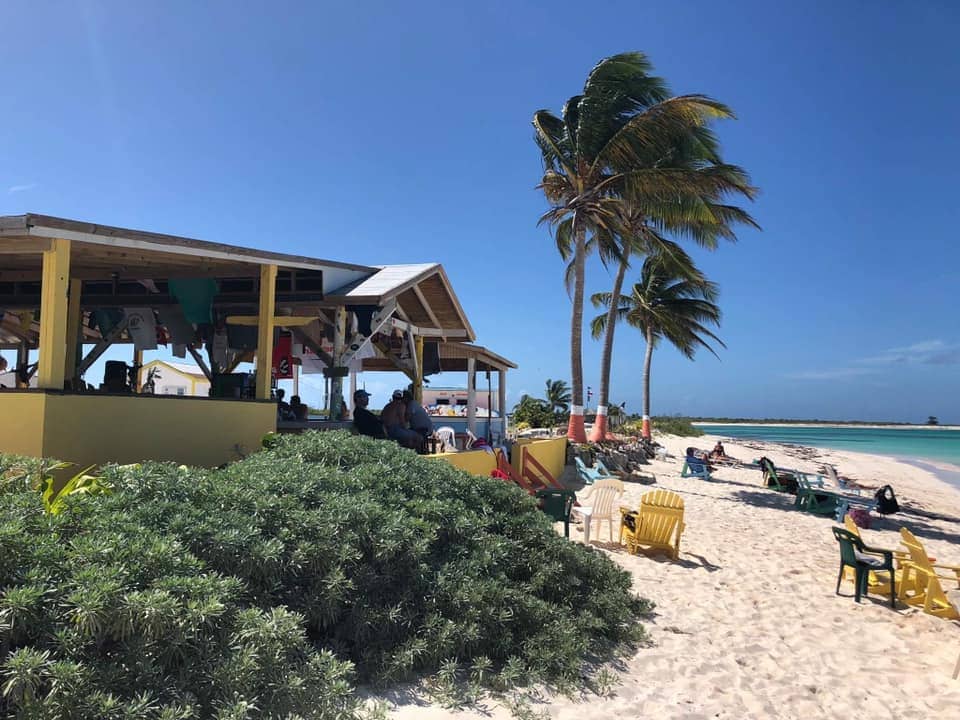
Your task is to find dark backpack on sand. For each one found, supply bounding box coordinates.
[874,485,899,515]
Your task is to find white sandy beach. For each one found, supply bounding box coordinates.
[387,434,960,719]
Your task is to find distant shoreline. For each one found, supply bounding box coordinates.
[693,422,960,430]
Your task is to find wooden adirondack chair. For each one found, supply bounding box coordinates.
[680,458,711,480]
[897,528,960,619]
[759,458,798,493]
[620,489,685,560]
[575,478,624,543]
[574,456,615,485]
[795,475,839,516]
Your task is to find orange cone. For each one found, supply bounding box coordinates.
[588,405,607,443]
[566,407,587,443]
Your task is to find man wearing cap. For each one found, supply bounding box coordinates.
[352,389,386,439]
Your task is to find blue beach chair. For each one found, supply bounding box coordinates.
[575,456,615,485]
[680,456,712,480]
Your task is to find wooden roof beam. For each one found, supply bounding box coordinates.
[412,284,441,329]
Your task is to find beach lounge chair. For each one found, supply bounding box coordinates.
[759,457,799,493]
[823,464,850,489]
[574,478,624,543]
[831,527,897,607]
[795,477,838,516]
[897,528,960,619]
[680,456,711,480]
[797,474,876,521]
[574,456,605,485]
[620,489,685,560]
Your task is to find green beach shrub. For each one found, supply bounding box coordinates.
[623,416,703,437]
[0,433,649,719]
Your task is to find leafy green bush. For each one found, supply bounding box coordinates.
[1,433,649,719]
[652,416,704,437]
[623,416,704,437]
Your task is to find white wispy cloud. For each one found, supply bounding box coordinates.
[790,338,960,380]
[787,367,880,381]
[857,339,960,366]
[7,182,38,194]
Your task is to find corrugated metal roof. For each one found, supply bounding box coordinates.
[324,263,438,300]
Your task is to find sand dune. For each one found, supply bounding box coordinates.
[387,434,960,719]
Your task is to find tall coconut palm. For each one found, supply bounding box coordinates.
[544,378,572,415]
[591,254,725,438]
[534,51,755,442]
[588,189,757,442]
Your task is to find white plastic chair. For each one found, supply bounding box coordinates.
[435,426,457,452]
[575,478,624,544]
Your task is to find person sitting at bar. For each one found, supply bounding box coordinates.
[402,389,433,441]
[381,390,420,449]
[275,388,292,420]
[289,395,308,421]
[352,389,385,439]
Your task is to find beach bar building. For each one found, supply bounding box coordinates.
[0,214,514,467]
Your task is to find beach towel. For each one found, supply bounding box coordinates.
[168,278,218,325]
[157,305,196,345]
[124,308,157,351]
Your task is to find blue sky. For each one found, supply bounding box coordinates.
[1,1,958,422]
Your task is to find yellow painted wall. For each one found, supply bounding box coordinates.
[430,449,498,477]
[0,393,46,458]
[513,437,567,481]
[41,395,276,468]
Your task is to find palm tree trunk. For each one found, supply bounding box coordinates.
[588,254,628,442]
[641,325,654,439]
[567,218,587,442]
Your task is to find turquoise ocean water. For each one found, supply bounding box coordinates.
[694,424,960,468]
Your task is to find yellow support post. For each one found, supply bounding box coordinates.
[132,349,143,392]
[414,334,424,403]
[255,264,278,400]
[37,238,71,389]
[64,280,82,388]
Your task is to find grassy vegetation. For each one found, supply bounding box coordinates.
[0,433,651,719]
[622,416,704,437]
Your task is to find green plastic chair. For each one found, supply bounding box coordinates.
[795,475,839,516]
[760,457,798,494]
[535,488,576,538]
[831,527,896,607]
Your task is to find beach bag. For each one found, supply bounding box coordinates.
[847,508,872,529]
[874,485,899,515]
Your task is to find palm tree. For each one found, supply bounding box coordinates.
[591,254,725,438]
[534,51,755,442]
[544,378,572,415]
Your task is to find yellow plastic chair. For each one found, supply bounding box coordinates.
[574,478,624,544]
[620,489,685,560]
[897,527,960,619]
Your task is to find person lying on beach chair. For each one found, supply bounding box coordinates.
[707,441,744,466]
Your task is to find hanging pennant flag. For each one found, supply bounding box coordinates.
[273,333,293,379]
